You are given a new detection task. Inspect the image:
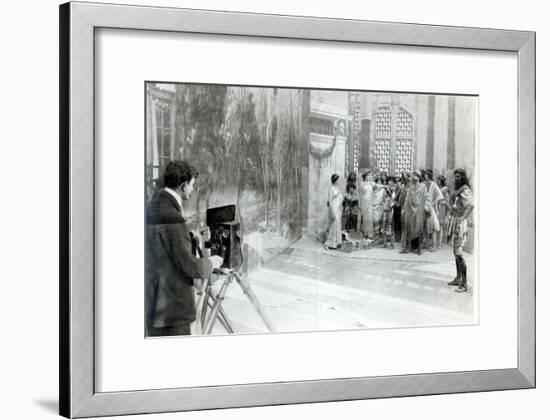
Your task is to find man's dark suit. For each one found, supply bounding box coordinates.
[146,190,212,335]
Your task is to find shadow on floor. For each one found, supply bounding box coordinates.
[34,399,58,414]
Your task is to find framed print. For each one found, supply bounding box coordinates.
[59,1,535,418]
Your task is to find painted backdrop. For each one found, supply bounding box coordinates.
[146,83,306,272]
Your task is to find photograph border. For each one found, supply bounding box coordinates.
[59,1,535,418]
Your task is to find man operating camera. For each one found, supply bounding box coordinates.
[146,160,223,336]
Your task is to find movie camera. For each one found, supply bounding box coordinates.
[192,205,274,335]
[200,204,243,270]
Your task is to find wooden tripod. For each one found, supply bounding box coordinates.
[195,269,275,335]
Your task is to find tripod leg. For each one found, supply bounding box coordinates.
[234,272,275,332]
[205,297,234,334]
[216,303,235,333]
[195,279,209,334]
[204,276,232,334]
[205,289,235,333]
[199,284,212,333]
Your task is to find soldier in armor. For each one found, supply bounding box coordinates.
[446,169,474,293]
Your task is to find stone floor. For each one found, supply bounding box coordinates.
[203,234,476,335]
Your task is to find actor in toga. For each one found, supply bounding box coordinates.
[324,173,343,249]
[399,170,428,255]
[422,169,444,252]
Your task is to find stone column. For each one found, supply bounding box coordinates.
[414,95,428,170]
[425,95,436,169]
[447,96,456,170]
[433,95,449,172]
[348,93,361,175]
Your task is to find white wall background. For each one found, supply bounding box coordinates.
[0,1,545,419]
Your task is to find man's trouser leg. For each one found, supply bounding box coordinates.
[149,323,191,337]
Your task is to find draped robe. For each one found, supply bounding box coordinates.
[402,181,428,241]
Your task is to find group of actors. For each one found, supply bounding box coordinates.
[324,167,474,293]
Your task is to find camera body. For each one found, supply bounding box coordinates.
[209,221,242,269]
[204,205,242,270]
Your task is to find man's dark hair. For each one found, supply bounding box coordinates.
[347,172,357,183]
[163,160,199,189]
[421,169,433,181]
[436,174,446,187]
[454,168,471,189]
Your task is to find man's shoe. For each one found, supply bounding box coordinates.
[416,248,422,256]
[455,284,468,293]
[448,278,460,286]
[399,248,409,254]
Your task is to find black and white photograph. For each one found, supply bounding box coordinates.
[145,83,477,337]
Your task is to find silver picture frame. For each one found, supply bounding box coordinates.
[59,1,535,418]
